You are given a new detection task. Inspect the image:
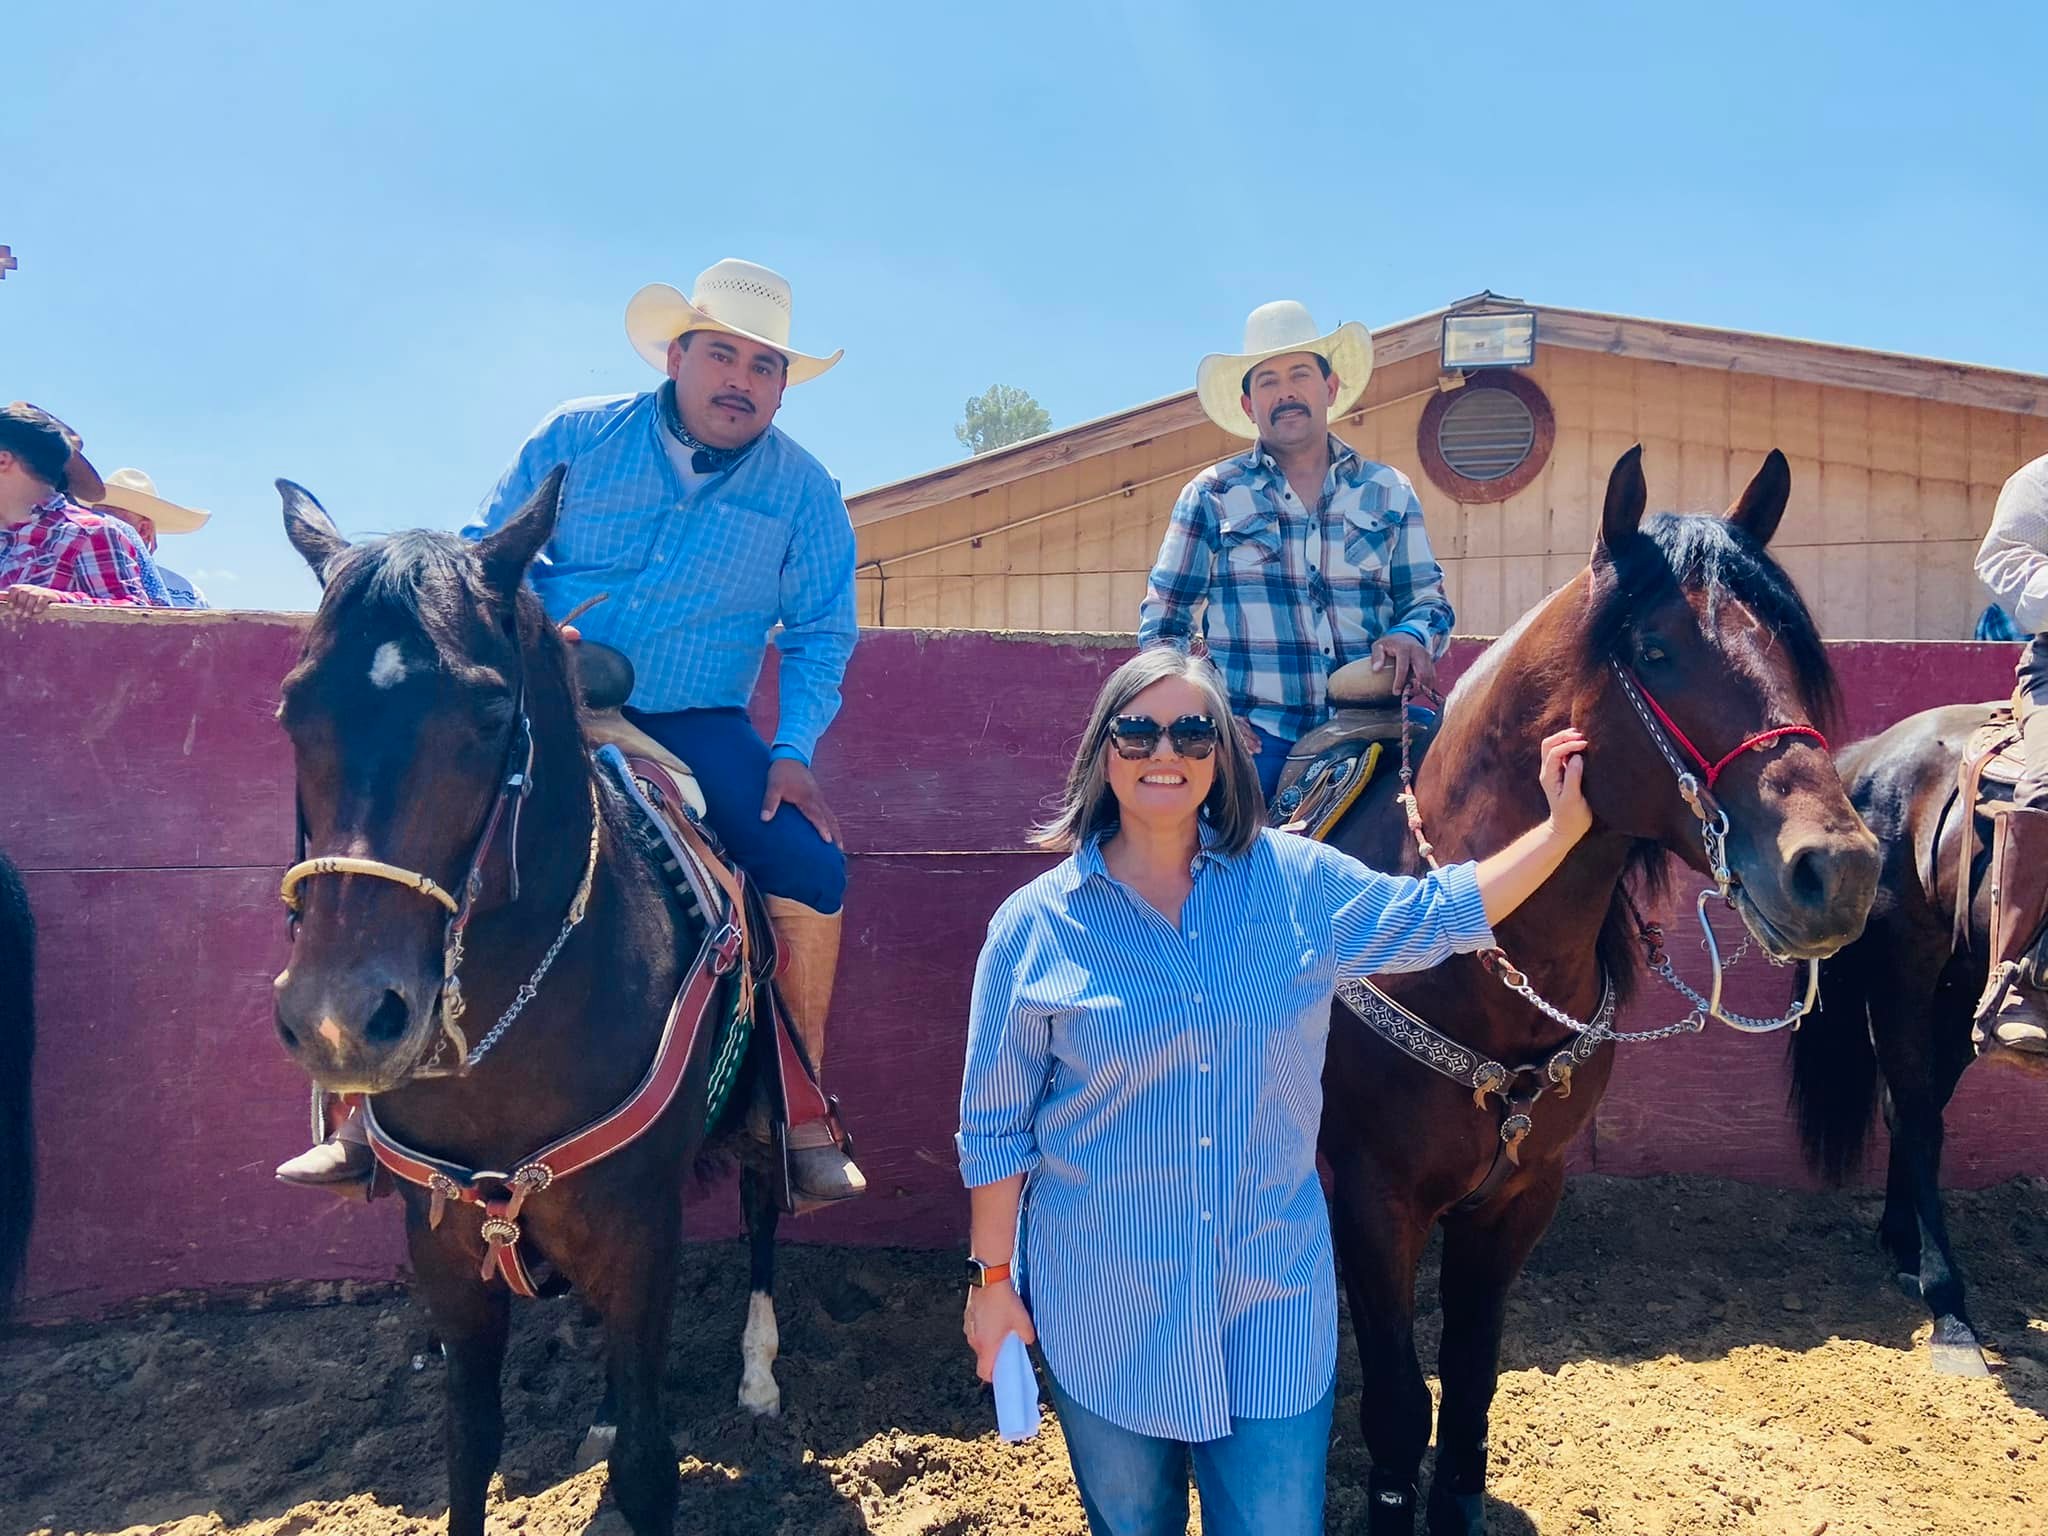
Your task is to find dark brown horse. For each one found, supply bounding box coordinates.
[1321,448,1881,1534]
[273,470,784,1536]
[1790,700,2048,1377]
[0,847,34,1322]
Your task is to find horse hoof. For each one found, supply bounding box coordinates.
[1929,1316,1991,1377]
[574,1422,617,1472]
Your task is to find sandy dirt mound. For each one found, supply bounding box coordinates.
[5,1174,2044,1536]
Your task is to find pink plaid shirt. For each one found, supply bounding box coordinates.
[0,494,167,605]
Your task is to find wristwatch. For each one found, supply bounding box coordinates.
[964,1255,1012,1288]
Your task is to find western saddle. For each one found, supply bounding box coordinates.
[1269,658,1426,837]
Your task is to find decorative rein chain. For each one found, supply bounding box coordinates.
[460,779,603,1069]
[1398,669,1814,1044]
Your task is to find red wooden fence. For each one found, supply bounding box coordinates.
[3,611,2040,1320]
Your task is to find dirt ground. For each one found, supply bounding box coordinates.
[4,1174,2045,1536]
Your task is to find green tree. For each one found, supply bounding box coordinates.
[955,384,1052,456]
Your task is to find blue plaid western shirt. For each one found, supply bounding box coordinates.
[465,390,858,764]
[1137,437,1454,744]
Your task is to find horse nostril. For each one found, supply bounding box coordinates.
[1789,847,1830,907]
[364,989,411,1045]
[276,1018,300,1051]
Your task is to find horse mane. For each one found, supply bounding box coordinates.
[1587,512,1839,725]
[1581,512,1836,1004]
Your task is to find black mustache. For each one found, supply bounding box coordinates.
[1269,402,1310,419]
[712,394,756,413]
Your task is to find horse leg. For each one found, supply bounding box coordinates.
[737,1160,783,1415]
[1330,1171,1432,1536]
[584,1222,683,1535]
[1874,1002,1989,1376]
[411,1232,511,1536]
[1876,1106,1923,1295]
[1427,1170,1560,1536]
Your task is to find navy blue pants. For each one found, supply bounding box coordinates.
[624,707,847,914]
[1250,726,1295,803]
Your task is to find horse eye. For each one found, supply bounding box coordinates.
[1637,639,1669,665]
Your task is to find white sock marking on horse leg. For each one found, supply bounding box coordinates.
[737,1290,781,1417]
[369,642,409,689]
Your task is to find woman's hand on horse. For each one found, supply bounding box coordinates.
[963,1279,1035,1383]
[1539,729,1591,843]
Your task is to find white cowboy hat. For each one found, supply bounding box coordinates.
[1195,300,1374,439]
[98,467,210,534]
[624,258,842,385]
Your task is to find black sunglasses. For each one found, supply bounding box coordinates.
[1108,713,1221,760]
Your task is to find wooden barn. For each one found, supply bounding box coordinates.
[848,296,2048,640]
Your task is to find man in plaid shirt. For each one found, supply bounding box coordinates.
[1139,302,1454,799]
[0,404,169,615]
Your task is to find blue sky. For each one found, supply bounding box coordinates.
[9,1,2044,610]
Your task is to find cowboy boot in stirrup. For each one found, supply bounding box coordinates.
[276,1094,375,1198]
[765,895,867,1205]
[1973,807,2048,1061]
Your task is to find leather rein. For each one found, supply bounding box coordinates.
[1337,660,1829,1206]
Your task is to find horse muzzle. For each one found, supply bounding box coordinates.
[1729,824,1881,961]
[273,964,442,1093]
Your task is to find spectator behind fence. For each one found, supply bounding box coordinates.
[95,468,211,608]
[0,404,170,614]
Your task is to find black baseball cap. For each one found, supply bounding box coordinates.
[0,403,106,502]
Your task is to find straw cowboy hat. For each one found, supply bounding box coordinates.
[98,467,211,534]
[624,258,842,385]
[1196,300,1374,439]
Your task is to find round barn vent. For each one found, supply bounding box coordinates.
[1417,371,1556,504]
[1438,387,1535,480]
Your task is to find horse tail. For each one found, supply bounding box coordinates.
[1789,939,1880,1186]
[0,850,36,1319]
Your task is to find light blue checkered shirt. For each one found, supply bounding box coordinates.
[958,826,1494,1441]
[465,389,858,764]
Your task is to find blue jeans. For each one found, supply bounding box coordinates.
[1046,1368,1335,1536]
[1251,726,1295,803]
[623,706,848,913]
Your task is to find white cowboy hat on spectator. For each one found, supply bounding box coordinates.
[1196,300,1374,439]
[624,258,842,384]
[98,467,211,534]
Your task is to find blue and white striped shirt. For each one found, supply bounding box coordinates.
[958,825,1495,1441]
[465,389,858,764]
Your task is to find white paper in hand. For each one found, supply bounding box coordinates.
[993,1331,1041,1442]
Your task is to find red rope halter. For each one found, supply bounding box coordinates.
[1626,672,1828,789]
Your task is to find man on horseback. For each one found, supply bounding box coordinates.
[278,258,866,1205]
[1971,451,2048,1059]
[1137,302,1454,801]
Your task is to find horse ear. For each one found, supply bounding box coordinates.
[278,480,348,584]
[478,464,566,595]
[1595,445,1648,556]
[1727,449,1791,547]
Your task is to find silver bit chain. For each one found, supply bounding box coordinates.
[464,782,603,1070]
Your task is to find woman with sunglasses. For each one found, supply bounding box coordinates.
[956,646,1590,1536]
